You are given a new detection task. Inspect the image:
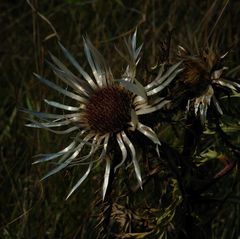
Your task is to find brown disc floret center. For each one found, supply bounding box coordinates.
[85,86,132,133]
[182,59,212,97]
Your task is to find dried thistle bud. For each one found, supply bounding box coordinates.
[175,46,240,124]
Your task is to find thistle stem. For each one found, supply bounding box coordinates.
[98,155,117,239]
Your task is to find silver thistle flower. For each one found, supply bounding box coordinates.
[177,46,240,124]
[26,31,182,200]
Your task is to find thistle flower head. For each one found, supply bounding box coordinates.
[177,46,240,124]
[26,31,182,200]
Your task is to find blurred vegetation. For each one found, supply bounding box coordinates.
[1,0,240,238]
